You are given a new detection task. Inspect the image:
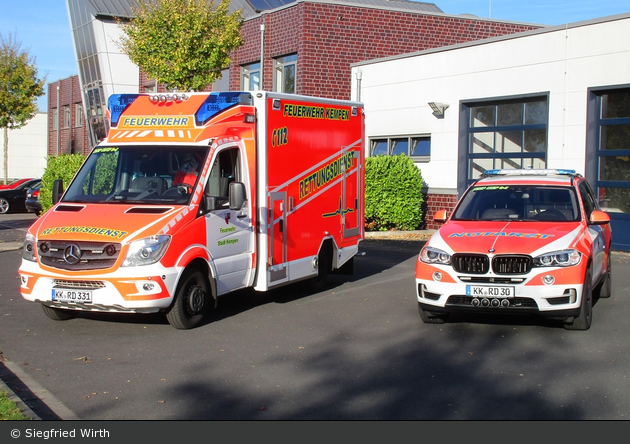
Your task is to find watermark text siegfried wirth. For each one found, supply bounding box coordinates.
[19,429,110,439]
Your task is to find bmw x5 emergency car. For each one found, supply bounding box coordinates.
[415,169,612,330]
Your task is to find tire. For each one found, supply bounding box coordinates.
[312,247,330,291]
[418,303,448,324]
[596,256,612,299]
[166,269,210,330]
[0,197,9,214]
[41,304,77,321]
[564,266,593,331]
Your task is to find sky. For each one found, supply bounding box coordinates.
[1,0,629,111]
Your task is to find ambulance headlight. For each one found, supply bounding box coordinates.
[420,245,451,265]
[22,233,36,262]
[533,249,581,267]
[122,235,171,267]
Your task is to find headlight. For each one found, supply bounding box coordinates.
[22,233,36,262]
[420,245,451,265]
[122,235,171,267]
[533,249,581,267]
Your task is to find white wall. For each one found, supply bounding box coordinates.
[2,113,48,180]
[352,14,630,193]
[93,19,139,99]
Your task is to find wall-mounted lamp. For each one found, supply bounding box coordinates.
[428,102,449,117]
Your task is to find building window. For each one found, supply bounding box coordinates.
[52,108,58,130]
[370,136,431,161]
[595,88,630,213]
[274,54,297,93]
[75,104,83,127]
[63,107,71,128]
[241,62,260,91]
[465,96,548,186]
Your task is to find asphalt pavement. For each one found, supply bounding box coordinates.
[0,212,433,420]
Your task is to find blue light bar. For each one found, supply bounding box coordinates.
[108,94,140,127]
[195,92,252,126]
[482,168,577,177]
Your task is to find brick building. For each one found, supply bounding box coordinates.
[47,76,90,157]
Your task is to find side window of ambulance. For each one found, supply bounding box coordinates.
[206,148,241,206]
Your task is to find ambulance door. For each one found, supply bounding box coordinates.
[342,147,361,238]
[204,146,253,294]
[268,191,287,283]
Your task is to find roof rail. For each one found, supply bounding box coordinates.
[482,168,578,177]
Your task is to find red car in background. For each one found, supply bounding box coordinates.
[0,178,37,190]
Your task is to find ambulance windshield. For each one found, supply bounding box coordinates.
[61,145,208,205]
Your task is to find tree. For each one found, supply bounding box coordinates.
[117,0,244,92]
[0,33,46,184]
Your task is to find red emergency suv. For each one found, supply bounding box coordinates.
[416,169,612,330]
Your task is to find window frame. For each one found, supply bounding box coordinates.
[369,135,431,162]
[241,62,261,91]
[273,54,297,94]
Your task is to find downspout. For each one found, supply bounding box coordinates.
[260,22,265,89]
[56,84,60,156]
[355,70,362,102]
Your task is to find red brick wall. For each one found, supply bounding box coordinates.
[230,4,540,99]
[423,193,459,230]
[47,76,90,157]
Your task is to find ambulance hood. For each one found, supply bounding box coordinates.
[32,204,189,244]
[429,220,583,257]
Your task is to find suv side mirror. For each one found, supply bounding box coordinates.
[589,210,610,225]
[52,179,64,205]
[434,209,448,223]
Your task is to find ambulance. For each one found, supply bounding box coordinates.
[19,91,365,329]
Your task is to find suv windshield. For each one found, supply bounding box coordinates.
[452,184,580,222]
[62,145,208,205]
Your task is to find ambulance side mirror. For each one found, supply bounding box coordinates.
[52,179,64,204]
[229,182,246,210]
[434,209,448,223]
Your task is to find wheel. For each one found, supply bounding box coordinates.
[41,304,77,321]
[418,303,448,324]
[0,197,9,214]
[312,247,330,290]
[596,256,612,299]
[166,269,210,329]
[564,266,593,330]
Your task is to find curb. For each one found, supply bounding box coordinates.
[0,360,80,421]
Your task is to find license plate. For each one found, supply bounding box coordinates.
[52,289,93,303]
[466,285,514,298]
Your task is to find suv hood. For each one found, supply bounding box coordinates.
[430,220,583,257]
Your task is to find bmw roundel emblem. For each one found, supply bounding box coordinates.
[63,244,82,265]
[488,248,495,253]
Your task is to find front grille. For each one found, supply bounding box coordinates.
[53,280,106,289]
[447,296,538,309]
[492,255,532,275]
[38,240,121,271]
[452,254,489,274]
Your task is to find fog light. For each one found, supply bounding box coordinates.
[433,271,442,281]
[143,283,155,291]
[543,274,555,285]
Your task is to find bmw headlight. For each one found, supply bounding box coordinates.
[22,232,36,262]
[122,235,171,267]
[420,245,451,265]
[533,249,581,267]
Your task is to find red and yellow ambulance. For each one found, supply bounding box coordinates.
[19,91,365,329]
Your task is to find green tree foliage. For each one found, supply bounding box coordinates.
[117,0,244,91]
[0,33,46,184]
[365,155,425,231]
[39,154,85,215]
